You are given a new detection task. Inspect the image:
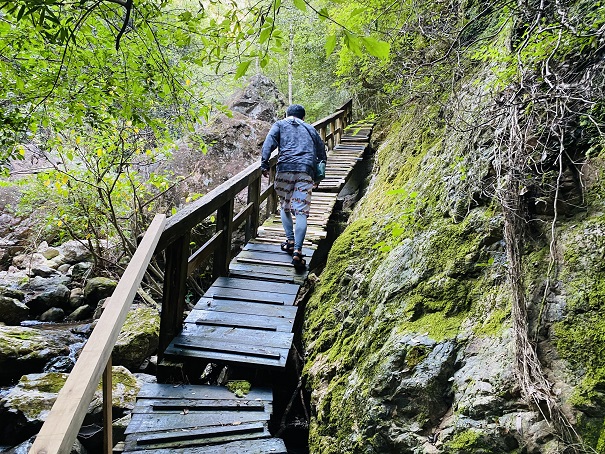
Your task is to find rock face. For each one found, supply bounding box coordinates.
[304,69,604,453]
[227,74,287,122]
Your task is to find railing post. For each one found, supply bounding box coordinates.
[213,198,234,278]
[336,116,342,145]
[158,232,190,360]
[246,175,261,242]
[267,166,277,217]
[103,356,112,454]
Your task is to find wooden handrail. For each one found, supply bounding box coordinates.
[30,214,166,454]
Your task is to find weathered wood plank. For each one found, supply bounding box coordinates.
[172,336,288,360]
[178,325,294,349]
[126,414,268,436]
[136,384,272,401]
[202,286,296,305]
[193,298,299,317]
[122,437,287,454]
[229,261,309,283]
[211,276,300,295]
[132,398,268,414]
[163,344,289,368]
[191,309,295,332]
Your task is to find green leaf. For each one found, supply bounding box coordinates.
[234,60,251,79]
[259,26,271,43]
[325,35,337,57]
[344,31,362,57]
[293,0,306,12]
[273,0,281,9]
[361,36,390,59]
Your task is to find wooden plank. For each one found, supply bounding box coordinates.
[229,262,309,283]
[187,231,223,275]
[234,250,297,265]
[163,345,289,368]
[29,215,167,454]
[203,286,296,305]
[172,336,287,360]
[126,414,268,436]
[178,325,294,349]
[123,437,287,454]
[132,399,267,414]
[193,299,299,317]
[242,242,315,259]
[191,309,295,332]
[123,429,270,451]
[211,276,299,294]
[136,384,273,401]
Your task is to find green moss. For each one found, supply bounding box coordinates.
[398,312,465,341]
[474,308,510,337]
[20,372,67,393]
[447,429,484,451]
[227,380,251,398]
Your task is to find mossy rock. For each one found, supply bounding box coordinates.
[112,306,160,371]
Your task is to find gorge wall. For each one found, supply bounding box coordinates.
[303,22,605,454]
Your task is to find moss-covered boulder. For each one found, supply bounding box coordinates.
[0,326,78,385]
[83,277,117,305]
[0,296,30,325]
[0,366,142,446]
[112,306,160,371]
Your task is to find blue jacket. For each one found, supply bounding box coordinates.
[261,117,327,179]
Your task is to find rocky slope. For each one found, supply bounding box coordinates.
[303,45,605,454]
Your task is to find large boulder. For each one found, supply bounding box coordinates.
[112,307,160,370]
[58,240,92,264]
[0,326,80,385]
[0,366,142,446]
[227,74,287,122]
[25,284,70,314]
[83,277,117,305]
[0,296,29,325]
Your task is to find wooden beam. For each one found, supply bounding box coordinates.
[187,231,223,276]
[29,214,166,454]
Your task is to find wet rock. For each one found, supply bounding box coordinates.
[93,298,108,319]
[26,284,70,314]
[0,366,140,446]
[0,325,78,385]
[3,435,87,454]
[69,288,85,309]
[37,242,60,260]
[84,277,117,305]
[39,307,65,322]
[30,264,57,278]
[0,287,25,301]
[0,296,29,325]
[112,307,160,370]
[23,275,70,291]
[66,305,92,322]
[71,262,93,281]
[58,240,92,264]
[227,74,287,122]
[57,263,71,273]
[12,253,49,272]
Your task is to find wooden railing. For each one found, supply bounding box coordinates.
[29,99,353,454]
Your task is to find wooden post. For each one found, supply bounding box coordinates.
[267,166,277,217]
[335,117,342,145]
[213,198,234,278]
[158,232,190,360]
[246,175,261,242]
[103,357,112,454]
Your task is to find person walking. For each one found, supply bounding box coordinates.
[260,104,327,270]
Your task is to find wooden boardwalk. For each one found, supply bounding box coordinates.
[118,125,373,453]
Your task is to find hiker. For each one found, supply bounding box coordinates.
[260,104,327,270]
